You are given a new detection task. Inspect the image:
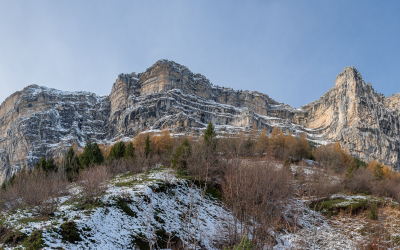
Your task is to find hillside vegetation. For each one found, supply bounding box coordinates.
[1,123,400,249]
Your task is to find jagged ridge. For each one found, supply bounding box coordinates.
[0,60,399,182]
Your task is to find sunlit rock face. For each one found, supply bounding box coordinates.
[0,60,399,183]
[298,66,400,169]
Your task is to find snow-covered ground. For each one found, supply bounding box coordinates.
[1,168,231,250]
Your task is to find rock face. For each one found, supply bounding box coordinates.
[0,60,399,182]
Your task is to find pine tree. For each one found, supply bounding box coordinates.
[108,141,126,161]
[171,139,192,170]
[373,163,385,180]
[124,142,135,159]
[369,202,378,220]
[62,147,81,181]
[1,173,15,190]
[144,135,152,158]
[45,159,57,172]
[203,122,216,147]
[92,142,104,164]
[79,141,104,168]
[35,157,57,173]
[36,157,47,171]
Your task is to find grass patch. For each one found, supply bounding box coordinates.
[73,198,104,211]
[18,216,50,225]
[311,198,369,216]
[113,180,137,187]
[60,221,82,243]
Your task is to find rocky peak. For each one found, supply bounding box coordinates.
[334,66,383,103]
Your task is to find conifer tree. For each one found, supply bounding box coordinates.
[124,142,135,159]
[79,141,104,168]
[35,157,57,173]
[203,122,216,147]
[171,139,192,170]
[108,141,126,161]
[62,147,81,181]
[144,135,152,158]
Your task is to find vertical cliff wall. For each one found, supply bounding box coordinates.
[0,60,399,183]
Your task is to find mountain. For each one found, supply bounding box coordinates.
[0,60,399,182]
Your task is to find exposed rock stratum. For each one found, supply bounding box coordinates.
[0,60,399,182]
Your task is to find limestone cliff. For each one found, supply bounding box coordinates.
[0,60,399,183]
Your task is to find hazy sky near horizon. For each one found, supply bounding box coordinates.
[0,1,399,108]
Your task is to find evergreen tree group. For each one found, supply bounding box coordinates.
[108,141,135,161]
[79,141,104,168]
[35,157,57,173]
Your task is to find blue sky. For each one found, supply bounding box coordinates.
[0,1,399,108]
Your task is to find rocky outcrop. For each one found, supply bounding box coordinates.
[0,60,399,183]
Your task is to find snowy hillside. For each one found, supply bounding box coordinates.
[1,164,399,249]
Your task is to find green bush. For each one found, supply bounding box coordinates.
[2,230,27,247]
[205,186,222,200]
[22,230,45,250]
[116,198,137,218]
[60,221,82,243]
[223,235,254,250]
[354,157,367,168]
[369,202,378,220]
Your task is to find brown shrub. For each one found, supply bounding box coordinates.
[345,167,375,194]
[384,179,400,203]
[298,166,344,198]
[1,169,68,215]
[217,133,247,158]
[254,127,270,155]
[289,133,310,160]
[78,166,111,204]
[315,142,355,173]
[186,141,226,181]
[269,127,289,160]
[220,159,293,247]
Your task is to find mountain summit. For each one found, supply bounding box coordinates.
[0,60,399,182]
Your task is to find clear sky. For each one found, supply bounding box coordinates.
[0,1,399,108]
